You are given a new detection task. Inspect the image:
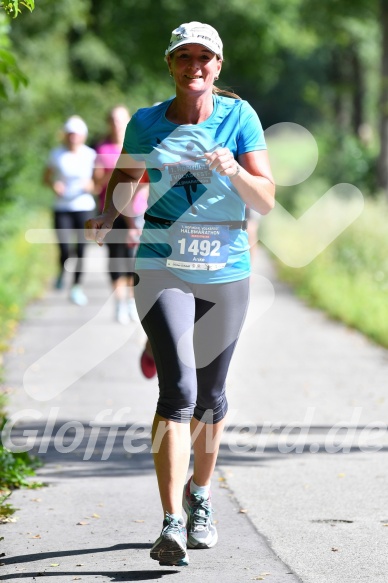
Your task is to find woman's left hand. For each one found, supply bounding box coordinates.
[204,149,239,177]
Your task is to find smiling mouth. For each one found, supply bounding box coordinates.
[185,75,202,79]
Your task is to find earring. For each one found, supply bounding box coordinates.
[214,76,219,81]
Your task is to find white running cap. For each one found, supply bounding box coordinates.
[165,22,223,60]
[63,116,88,136]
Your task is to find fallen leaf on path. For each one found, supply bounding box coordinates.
[50,563,60,567]
[331,547,339,552]
[31,535,41,539]
[218,477,226,482]
[31,498,42,502]
[76,564,84,567]
[338,473,346,478]
[73,578,82,581]
[133,519,144,523]
[239,508,248,513]
[91,513,100,519]
[76,521,89,526]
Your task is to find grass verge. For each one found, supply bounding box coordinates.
[0,206,56,521]
[266,192,388,348]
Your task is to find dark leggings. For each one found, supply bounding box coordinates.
[135,270,250,424]
[54,210,92,284]
[104,215,137,283]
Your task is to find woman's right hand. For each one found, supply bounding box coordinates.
[84,213,116,246]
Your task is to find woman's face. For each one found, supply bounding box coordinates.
[109,107,130,132]
[168,43,222,94]
[64,132,86,148]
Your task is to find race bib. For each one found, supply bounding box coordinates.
[167,223,229,271]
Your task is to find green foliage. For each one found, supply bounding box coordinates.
[0,208,56,351]
[0,0,34,97]
[0,0,34,18]
[0,46,27,96]
[270,192,388,348]
[314,123,378,195]
[0,449,42,519]
[0,491,18,522]
[0,441,42,490]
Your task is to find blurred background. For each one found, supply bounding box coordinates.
[0,0,387,352]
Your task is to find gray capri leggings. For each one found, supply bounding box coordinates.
[135,270,250,424]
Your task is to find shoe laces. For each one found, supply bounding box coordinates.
[189,493,212,529]
[162,513,185,535]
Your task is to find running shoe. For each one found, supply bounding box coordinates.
[140,349,156,379]
[183,478,218,549]
[150,512,189,566]
[54,272,64,290]
[69,285,88,306]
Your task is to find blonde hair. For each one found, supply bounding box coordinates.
[212,85,241,99]
[212,54,240,99]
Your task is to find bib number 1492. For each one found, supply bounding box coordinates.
[167,223,229,271]
[178,238,221,257]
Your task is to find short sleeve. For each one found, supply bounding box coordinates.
[237,101,267,154]
[123,114,143,160]
[47,147,60,169]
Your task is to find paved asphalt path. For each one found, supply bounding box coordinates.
[1,244,388,582]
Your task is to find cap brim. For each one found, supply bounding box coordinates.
[166,40,221,59]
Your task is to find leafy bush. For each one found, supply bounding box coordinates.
[314,123,378,195]
[0,441,42,490]
[269,190,388,347]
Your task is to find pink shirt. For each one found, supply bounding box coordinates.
[95,141,149,216]
[95,142,121,212]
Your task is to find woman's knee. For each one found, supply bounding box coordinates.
[193,393,228,424]
[156,400,195,423]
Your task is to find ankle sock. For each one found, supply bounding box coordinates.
[190,477,210,499]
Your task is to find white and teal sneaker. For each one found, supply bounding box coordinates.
[69,284,88,306]
[183,478,218,549]
[150,512,189,566]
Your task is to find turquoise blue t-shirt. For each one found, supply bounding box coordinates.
[123,94,266,283]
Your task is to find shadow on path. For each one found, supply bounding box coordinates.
[0,570,178,581]
[1,543,152,565]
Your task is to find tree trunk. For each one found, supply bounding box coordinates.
[378,0,388,195]
[331,50,349,130]
[351,45,364,136]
